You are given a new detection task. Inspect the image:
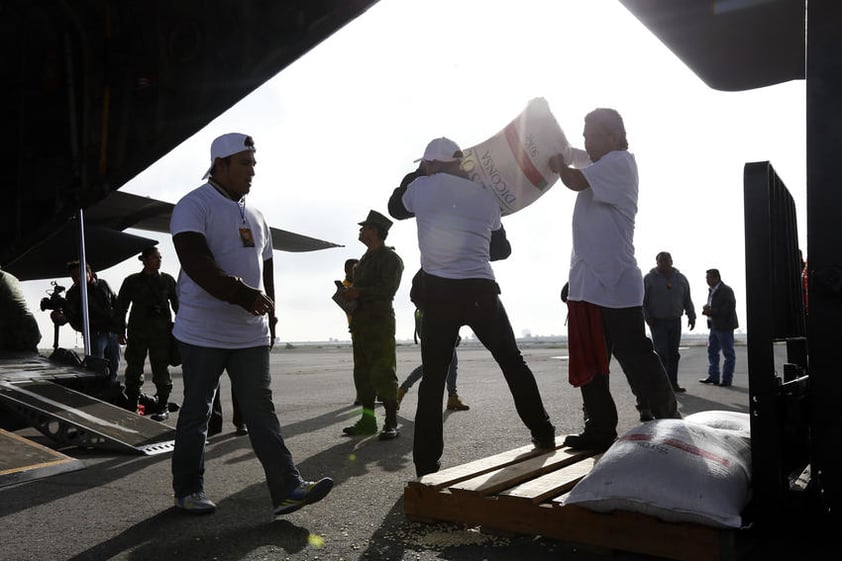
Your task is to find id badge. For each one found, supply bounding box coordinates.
[239,227,255,247]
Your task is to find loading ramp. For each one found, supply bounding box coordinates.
[0,380,175,456]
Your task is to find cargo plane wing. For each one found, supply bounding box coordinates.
[3,190,343,282]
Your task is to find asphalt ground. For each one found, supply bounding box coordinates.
[0,341,815,561]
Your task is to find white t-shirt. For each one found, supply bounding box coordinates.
[170,183,273,348]
[568,149,643,308]
[402,172,500,280]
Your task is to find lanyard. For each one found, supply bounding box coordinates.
[209,179,247,224]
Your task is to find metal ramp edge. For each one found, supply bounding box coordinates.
[0,380,175,456]
[0,428,85,488]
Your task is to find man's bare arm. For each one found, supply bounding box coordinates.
[549,154,590,192]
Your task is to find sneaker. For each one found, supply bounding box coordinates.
[397,387,408,406]
[342,417,377,436]
[174,491,217,514]
[446,394,470,411]
[378,424,400,440]
[150,409,169,422]
[273,478,334,516]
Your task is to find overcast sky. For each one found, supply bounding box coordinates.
[24,0,806,348]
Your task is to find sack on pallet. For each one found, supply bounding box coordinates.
[563,418,751,528]
[461,97,570,216]
[685,410,751,438]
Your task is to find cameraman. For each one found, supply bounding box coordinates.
[0,267,41,352]
[115,247,178,419]
[59,260,122,383]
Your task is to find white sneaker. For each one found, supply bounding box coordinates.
[174,491,217,514]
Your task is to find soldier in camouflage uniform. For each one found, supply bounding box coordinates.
[337,210,403,440]
[116,247,178,420]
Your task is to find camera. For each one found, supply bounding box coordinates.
[40,281,66,313]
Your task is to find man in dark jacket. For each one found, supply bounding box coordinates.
[699,268,739,387]
[62,260,121,382]
[643,251,696,392]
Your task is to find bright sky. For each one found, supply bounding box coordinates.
[24,0,806,348]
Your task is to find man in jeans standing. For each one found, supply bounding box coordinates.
[63,261,122,383]
[700,268,739,387]
[170,132,332,516]
[643,251,696,393]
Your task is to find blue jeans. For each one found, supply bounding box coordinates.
[171,342,301,506]
[401,350,458,395]
[91,330,121,383]
[707,329,736,384]
[649,318,682,387]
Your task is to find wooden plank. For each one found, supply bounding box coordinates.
[404,484,733,561]
[408,436,565,490]
[403,445,739,561]
[498,455,600,503]
[552,506,736,561]
[447,448,596,496]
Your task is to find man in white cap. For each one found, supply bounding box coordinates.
[169,132,333,516]
[389,137,556,477]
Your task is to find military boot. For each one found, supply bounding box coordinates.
[342,408,377,436]
[150,390,170,422]
[124,390,140,413]
[378,402,399,440]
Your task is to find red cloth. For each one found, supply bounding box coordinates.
[566,300,609,387]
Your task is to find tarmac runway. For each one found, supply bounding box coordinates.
[0,341,785,561]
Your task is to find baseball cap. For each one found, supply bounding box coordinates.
[202,133,256,179]
[414,137,463,163]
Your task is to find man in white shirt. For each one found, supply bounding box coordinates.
[169,132,332,516]
[390,137,556,477]
[550,109,679,451]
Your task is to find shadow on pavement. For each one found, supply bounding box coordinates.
[65,498,312,561]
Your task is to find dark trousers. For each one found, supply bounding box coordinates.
[210,382,242,432]
[579,306,679,436]
[414,275,554,476]
[123,323,173,398]
[649,317,683,387]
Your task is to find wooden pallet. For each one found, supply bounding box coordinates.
[404,438,739,561]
